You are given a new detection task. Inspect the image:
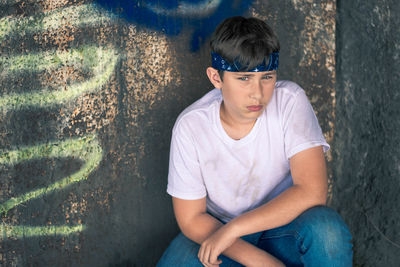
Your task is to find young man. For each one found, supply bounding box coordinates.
[158,17,352,266]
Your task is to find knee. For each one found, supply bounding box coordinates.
[299,206,353,254]
[294,206,353,265]
[157,233,203,267]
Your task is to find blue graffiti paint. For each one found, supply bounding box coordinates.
[95,0,254,51]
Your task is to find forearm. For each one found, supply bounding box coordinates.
[181,212,282,266]
[228,184,327,238]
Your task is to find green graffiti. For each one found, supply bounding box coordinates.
[1,223,85,240]
[0,4,119,239]
[0,136,102,239]
[0,135,102,215]
[0,46,118,111]
[0,4,115,42]
[0,45,104,73]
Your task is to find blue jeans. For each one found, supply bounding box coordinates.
[157,206,353,267]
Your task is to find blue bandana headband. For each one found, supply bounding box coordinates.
[211,51,279,72]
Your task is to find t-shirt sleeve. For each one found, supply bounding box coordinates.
[282,89,330,159]
[167,119,207,200]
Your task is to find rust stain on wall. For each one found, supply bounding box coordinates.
[124,25,181,119]
[119,24,182,183]
[293,0,336,202]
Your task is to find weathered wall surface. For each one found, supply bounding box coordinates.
[333,0,400,266]
[0,0,336,266]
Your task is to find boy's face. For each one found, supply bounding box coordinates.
[207,68,277,125]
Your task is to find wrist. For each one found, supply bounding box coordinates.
[225,216,246,239]
[247,250,285,267]
[224,219,242,239]
[231,242,284,267]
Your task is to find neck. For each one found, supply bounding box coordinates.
[220,102,257,140]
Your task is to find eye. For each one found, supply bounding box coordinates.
[238,76,249,81]
[262,75,273,80]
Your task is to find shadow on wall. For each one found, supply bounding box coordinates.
[95,0,254,51]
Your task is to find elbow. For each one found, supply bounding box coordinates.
[315,196,327,206]
[176,218,194,238]
[179,223,194,239]
[176,213,207,243]
[298,184,327,208]
[294,183,328,207]
[311,187,328,206]
[177,222,199,244]
[305,195,327,212]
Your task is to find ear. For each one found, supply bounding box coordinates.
[206,67,223,89]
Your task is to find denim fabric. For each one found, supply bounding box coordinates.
[157,206,353,267]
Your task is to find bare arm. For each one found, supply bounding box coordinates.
[173,197,283,266]
[198,146,328,265]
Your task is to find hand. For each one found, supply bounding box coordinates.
[197,224,237,267]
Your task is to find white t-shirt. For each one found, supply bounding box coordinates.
[167,80,329,223]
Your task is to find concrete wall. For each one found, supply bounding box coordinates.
[0,0,357,266]
[332,0,400,266]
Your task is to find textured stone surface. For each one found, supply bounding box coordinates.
[251,0,336,199]
[0,0,335,266]
[333,0,400,266]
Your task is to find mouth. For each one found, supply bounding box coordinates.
[247,105,263,112]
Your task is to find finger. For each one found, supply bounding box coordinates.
[208,260,221,267]
[197,245,203,262]
[198,243,208,261]
[209,250,222,265]
[204,245,212,265]
[204,262,217,267]
[204,257,220,267]
[198,244,210,267]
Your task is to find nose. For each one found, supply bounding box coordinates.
[251,80,263,100]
